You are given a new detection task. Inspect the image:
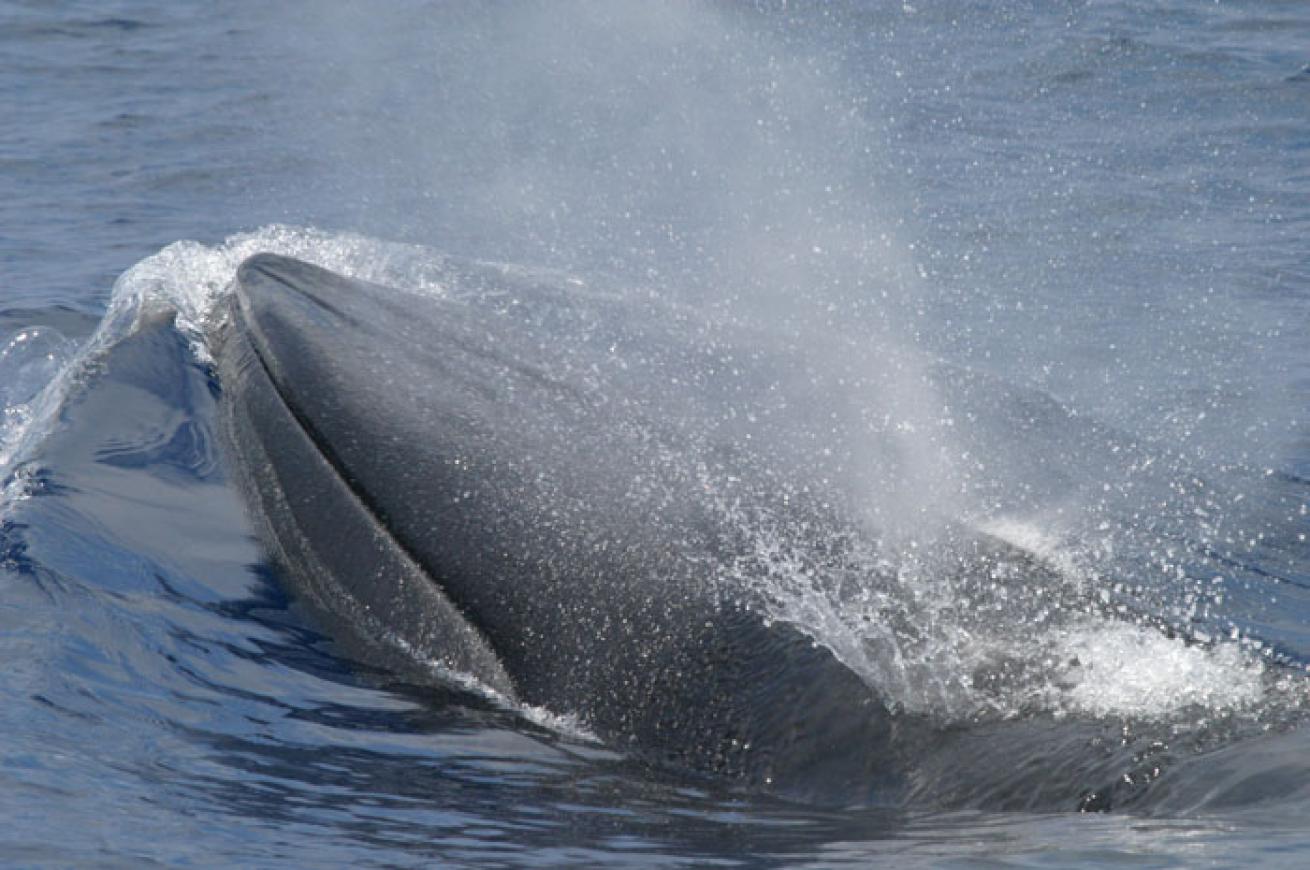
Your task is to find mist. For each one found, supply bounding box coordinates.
[275,5,901,312]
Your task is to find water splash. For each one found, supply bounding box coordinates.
[3,225,1295,741]
[0,326,77,465]
[715,467,1278,726]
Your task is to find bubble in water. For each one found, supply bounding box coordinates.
[0,326,76,456]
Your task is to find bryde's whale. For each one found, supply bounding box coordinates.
[212,253,1218,808]
[216,253,914,802]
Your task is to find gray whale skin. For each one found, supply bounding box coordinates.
[215,253,904,804]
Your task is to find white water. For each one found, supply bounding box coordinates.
[727,499,1272,724]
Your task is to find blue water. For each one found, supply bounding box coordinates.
[3,1,1310,865]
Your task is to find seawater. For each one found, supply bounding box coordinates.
[2,2,1309,866]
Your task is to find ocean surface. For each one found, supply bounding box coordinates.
[2,1,1310,865]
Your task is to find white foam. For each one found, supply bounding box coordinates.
[1050,620,1265,719]
[108,224,458,359]
[971,516,1268,719]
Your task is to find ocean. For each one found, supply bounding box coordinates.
[2,1,1309,865]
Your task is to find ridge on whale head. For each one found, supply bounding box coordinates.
[214,252,1178,809]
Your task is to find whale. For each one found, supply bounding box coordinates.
[213,253,928,802]
[212,253,1202,809]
